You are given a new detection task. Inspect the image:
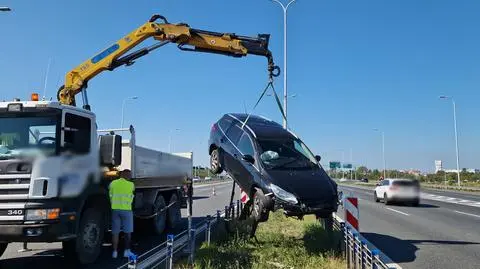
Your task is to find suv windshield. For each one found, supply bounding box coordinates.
[0,115,59,160]
[257,138,319,170]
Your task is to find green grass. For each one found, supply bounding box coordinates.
[176,212,345,269]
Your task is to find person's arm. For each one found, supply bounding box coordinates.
[108,181,113,201]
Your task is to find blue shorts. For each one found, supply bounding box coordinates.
[111,210,134,234]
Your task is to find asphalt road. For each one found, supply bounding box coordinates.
[338,184,480,269]
[0,181,236,269]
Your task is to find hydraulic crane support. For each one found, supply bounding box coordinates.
[57,14,280,108]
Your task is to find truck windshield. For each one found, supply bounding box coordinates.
[258,138,319,170]
[0,116,59,160]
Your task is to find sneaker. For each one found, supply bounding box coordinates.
[112,251,118,258]
[124,249,135,258]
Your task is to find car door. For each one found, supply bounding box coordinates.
[221,124,243,174]
[230,131,257,192]
[381,180,390,197]
[377,180,386,197]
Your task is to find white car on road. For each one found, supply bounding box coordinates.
[374,178,420,206]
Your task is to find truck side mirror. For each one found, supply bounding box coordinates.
[99,135,122,166]
[242,154,255,164]
[315,155,321,162]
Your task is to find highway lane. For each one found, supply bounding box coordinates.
[0,181,235,269]
[338,184,480,269]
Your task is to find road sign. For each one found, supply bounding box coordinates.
[343,163,353,169]
[329,161,341,169]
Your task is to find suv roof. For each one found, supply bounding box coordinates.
[224,113,295,140]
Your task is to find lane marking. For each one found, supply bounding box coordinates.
[454,210,480,218]
[385,207,410,216]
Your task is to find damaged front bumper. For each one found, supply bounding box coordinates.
[273,198,338,218]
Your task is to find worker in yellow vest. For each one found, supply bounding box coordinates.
[109,169,135,259]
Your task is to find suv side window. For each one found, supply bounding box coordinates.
[64,113,91,154]
[237,132,254,156]
[383,180,390,186]
[226,125,242,144]
[218,117,233,133]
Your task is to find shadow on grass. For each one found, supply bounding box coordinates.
[193,244,254,269]
[303,223,343,256]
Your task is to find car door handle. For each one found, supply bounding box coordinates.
[220,138,225,143]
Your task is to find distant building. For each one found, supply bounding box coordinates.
[444,168,480,174]
[407,169,421,176]
[435,160,443,173]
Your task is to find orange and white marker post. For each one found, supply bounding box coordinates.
[240,189,250,204]
[344,197,359,231]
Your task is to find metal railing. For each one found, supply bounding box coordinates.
[333,213,401,269]
[119,200,242,269]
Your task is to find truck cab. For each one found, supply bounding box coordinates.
[0,96,192,265]
[0,98,109,263]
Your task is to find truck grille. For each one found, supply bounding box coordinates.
[0,174,31,201]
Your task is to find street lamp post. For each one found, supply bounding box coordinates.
[168,128,180,153]
[439,96,461,187]
[120,96,138,129]
[270,0,297,129]
[373,128,386,179]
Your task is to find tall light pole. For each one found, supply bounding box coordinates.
[168,128,180,153]
[120,96,138,128]
[270,0,297,129]
[373,128,386,179]
[439,96,461,187]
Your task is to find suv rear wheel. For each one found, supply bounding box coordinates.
[210,148,223,174]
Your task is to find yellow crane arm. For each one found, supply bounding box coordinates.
[57,14,279,108]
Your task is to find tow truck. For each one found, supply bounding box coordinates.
[0,14,278,264]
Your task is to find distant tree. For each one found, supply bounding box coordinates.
[356,166,369,175]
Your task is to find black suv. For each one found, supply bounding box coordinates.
[208,113,338,220]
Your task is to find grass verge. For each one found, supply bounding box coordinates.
[175,212,345,269]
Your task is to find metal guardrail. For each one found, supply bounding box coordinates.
[333,213,401,269]
[120,200,242,269]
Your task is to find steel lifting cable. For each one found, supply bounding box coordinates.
[241,67,285,129]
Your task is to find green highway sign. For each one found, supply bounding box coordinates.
[343,163,353,169]
[329,161,341,169]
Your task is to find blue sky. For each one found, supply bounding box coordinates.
[1,0,480,172]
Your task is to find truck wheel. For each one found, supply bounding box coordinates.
[251,188,269,222]
[0,243,8,257]
[152,195,167,235]
[210,148,223,174]
[63,208,104,265]
[167,193,181,229]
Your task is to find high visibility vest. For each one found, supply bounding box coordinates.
[109,178,135,211]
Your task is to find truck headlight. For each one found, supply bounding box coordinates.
[26,208,60,220]
[270,184,298,204]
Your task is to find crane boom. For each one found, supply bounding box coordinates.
[57,14,279,108]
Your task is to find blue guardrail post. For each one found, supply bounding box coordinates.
[371,249,380,269]
[166,234,174,269]
[206,215,212,246]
